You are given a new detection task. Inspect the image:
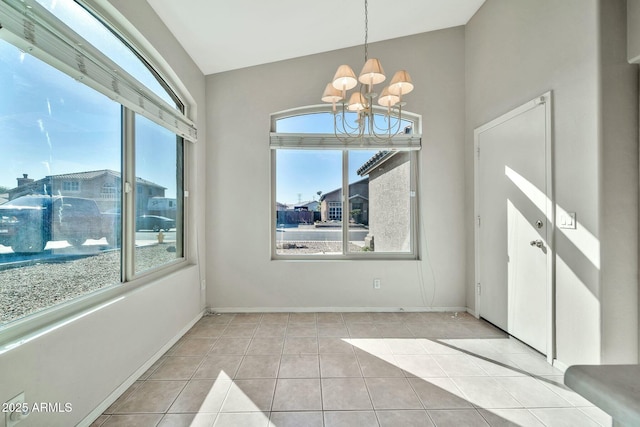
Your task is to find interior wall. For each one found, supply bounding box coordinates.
[0,0,207,425]
[466,0,638,366]
[627,0,640,363]
[628,0,640,63]
[600,0,639,364]
[206,29,467,311]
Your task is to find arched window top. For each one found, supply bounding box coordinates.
[36,0,178,108]
[270,105,422,150]
[272,105,422,134]
[1,0,197,141]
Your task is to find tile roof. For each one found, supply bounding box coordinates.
[9,169,165,191]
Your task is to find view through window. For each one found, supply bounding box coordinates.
[0,0,186,327]
[273,111,418,258]
[135,114,183,274]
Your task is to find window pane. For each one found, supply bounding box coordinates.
[36,0,178,107]
[275,112,414,134]
[347,151,375,252]
[275,150,342,255]
[276,112,336,133]
[351,150,413,253]
[134,114,183,274]
[0,39,121,326]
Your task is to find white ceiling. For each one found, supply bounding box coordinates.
[146,0,485,75]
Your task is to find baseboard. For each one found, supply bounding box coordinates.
[466,308,479,318]
[553,358,569,373]
[77,310,205,427]
[209,306,469,314]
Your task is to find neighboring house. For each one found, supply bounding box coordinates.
[320,178,369,224]
[357,151,411,252]
[275,202,288,211]
[8,170,166,213]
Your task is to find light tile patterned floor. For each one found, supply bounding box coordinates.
[93,312,612,427]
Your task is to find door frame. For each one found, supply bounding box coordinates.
[473,91,555,363]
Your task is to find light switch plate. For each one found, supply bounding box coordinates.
[559,212,576,229]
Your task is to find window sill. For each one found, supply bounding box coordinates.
[0,257,190,352]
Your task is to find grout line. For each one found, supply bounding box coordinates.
[96,312,595,426]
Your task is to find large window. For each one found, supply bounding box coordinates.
[0,0,194,328]
[134,114,183,274]
[271,109,420,259]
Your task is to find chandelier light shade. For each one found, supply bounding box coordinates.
[378,87,400,108]
[321,83,343,104]
[359,58,386,86]
[332,65,358,92]
[347,92,367,112]
[388,70,414,96]
[321,0,415,142]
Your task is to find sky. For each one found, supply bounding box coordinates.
[274,113,409,205]
[1,0,408,206]
[0,0,178,197]
[0,34,375,206]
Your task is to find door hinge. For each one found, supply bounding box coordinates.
[476,215,481,227]
[476,146,480,158]
[477,283,481,295]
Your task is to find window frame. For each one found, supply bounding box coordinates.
[0,0,194,344]
[270,105,421,261]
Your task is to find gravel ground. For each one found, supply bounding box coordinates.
[2,241,365,325]
[0,244,178,325]
[276,241,366,255]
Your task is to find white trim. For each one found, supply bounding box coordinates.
[271,104,423,135]
[76,310,205,427]
[83,0,198,123]
[552,358,569,373]
[270,133,421,150]
[473,91,555,361]
[269,104,422,150]
[209,306,469,314]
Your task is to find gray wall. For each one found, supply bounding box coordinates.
[206,29,467,310]
[600,0,639,364]
[628,0,640,62]
[466,0,638,366]
[0,1,208,425]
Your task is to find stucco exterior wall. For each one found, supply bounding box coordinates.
[366,152,412,252]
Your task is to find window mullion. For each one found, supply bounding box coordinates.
[122,107,136,281]
[410,151,418,257]
[342,150,349,255]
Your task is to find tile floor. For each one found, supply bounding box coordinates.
[92,312,612,427]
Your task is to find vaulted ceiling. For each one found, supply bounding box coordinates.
[146,0,485,75]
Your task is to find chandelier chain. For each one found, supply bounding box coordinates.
[364,0,368,62]
[321,0,415,142]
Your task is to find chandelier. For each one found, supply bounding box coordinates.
[321,0,414,142]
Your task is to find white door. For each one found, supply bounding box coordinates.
[475,94,552,356]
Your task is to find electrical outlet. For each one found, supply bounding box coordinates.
[373,279,381,289]
[5,392,29,427]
